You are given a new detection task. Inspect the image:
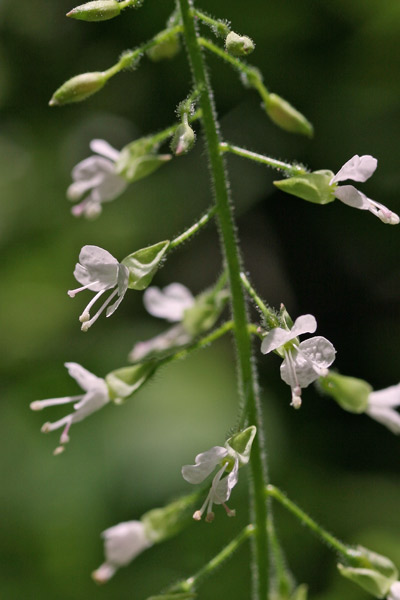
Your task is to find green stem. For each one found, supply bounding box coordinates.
[193,9,230,38]
[169,206,217,250]
[177,2,270,598]
[163,320,234,365]
[267,485,349,557]
[104,24,183,78]
[220,143,307,176]
[240,273,279,329]
[170,525,255,594]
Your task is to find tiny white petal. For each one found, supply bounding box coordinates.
[143,283,195,322]
[281,336,336,389]
[366,406,400,435]
[368,383,400,408]
[64,362,105,392]
[182,446,228,484]
[102,520,151,567]
[334,185,370,210]
[388,581,400,600]
[291,314,317,337]
[261,327,294,354]
[90,139,120,162]
[331,155,377,185]
[71,156,115,182]
[214,458,239,504]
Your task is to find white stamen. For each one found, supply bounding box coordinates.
[68,280,101,298]
[81,288,119,332]
[30,395,83,410]
[78,288,107,321]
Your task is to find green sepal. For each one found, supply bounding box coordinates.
[171,122,196,156]
[141,493,199,544]
[225,31,255,56]
[226,426,256,466]
[105,361,158,401]
[279,304,294,329]
[264,93,313,137]
[319,372,371,414]
[338,545,398,598]
[274,170,335,205]
[67,0,121,21]
[122,240,170,290]
[49,72,107,106]
[147,33,181,61]
[182,289,229,337]
[116,138,172,183]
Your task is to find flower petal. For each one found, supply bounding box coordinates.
[334,185,370,210]
[71,155,115,182]
[330,155,377,184]
[182,446,227,484]
[368,384,400,408]
[281,336,335,389]
[73,245,120,289]
[143,283,195,322]
[72,388,109,422]
[291,314,317,337]
[261,327,294,354]
[91,172,128,204]
[102,520,151,567]
[64,362,105,392]
[389,582,400,600]
[90,139,120,162]
[214,458,239,503]
[366,406,400,435]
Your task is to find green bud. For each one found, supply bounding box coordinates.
[338,545,398,598]
[182,288,229,337]
[106,361,158,402]
[319,372,372,414]
[264,93,313,137]
[49,72,107,106]
[122,240,170,290]
[141,493,199,544]
[226,426,256,466]
[225,31,255,56]
[116,138,172,183]
[273,170,335,205]
[67,0,122,22]
[147,34,181,62]
[171,122,196,156]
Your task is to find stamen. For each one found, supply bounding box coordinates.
[60,420,72,444]
[284,349,302,407]
[78,289,107,321]
[222,502,236,517]
[30,395,83,410]
[68,280,101,298]
[81,288,119,332]
[41,415,71,433]
[53,446,65,456]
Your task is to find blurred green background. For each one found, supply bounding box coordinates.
[1,0,399,598]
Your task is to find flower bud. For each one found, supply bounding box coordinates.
[141,493,199,544]
[274,170,335,205]
[225,31,255,56]
[116,138,172,183]
[67,0,121,21]
[319,372,372,414]
[122,240,170,290]
[264,93,313,137]
[147,34,181,61]
[106,361,158,402]
[182,288,229,336]
[171,122,195,156]
[49,72,107,106]
[338,545,398,598]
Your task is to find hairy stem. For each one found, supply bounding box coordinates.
[220,143,307,176]
[177,1,270,597]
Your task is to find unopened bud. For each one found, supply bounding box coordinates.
[225,31,255,56]
[319,372,371,414]
[264,93,313,137]
[67,0,121,22]
[147,34,180,62]
[171,122,195,156]
[338,545,398,598]
[49,72,107,106]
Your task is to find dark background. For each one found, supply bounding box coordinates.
[1,0,399,598]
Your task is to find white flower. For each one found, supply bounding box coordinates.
[92,521,152,584]
[67,139,127,219]
[330,155,399,225]
[261,314,336,408]
[129,324,192,362]
[182,445,239,522]
[366,383,400,434]
[143,283,195,322]
[388,581,400,600]
[30,362,109,453]
[68,245,129,331]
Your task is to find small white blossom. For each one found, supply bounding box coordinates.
[182,445,239,522]
[366,384,400,434]
[388,581,400,600]
[261,314,336,408]
[30,362,109,453]
[143,283,195,322]
[330,155,399,225]
[67,139,127,219]
[92,521,152,584]
[68,245,129,331]
[129,324,191,362]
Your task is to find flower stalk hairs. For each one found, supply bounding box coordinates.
[182,426,256,522]
[30,362,109,454]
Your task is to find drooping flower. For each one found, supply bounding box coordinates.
[182,426,256,522]
[261,314,336,408]
[143,283,195,322]
[92,521,152,584]
[30,362,109,453]
[68,245,129,331]
[365,383,400,434]
[330,155,399,224]
[67,139,127,219]
[388,581,400,600]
